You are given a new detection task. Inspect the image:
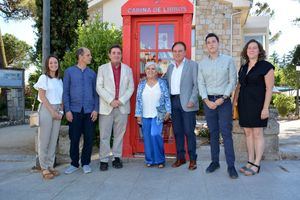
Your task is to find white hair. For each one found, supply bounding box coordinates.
[145,61,160,72]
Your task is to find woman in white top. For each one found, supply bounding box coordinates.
[34,55,63,180]
[135,62,171,168]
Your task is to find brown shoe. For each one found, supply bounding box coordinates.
[188,160,197,170]
[172,159,186,168]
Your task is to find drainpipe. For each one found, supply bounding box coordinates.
[230,11,242,56]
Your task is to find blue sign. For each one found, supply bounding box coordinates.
[0,69,24,88]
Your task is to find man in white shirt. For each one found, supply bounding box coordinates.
[164,41,199,170]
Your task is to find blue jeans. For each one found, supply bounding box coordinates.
[203,97,235,167]
[69,109,95,167]
[142,117,165,165]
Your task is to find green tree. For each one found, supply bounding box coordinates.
[61,19,122,73]
[270,52,284,86]
[2,33,33,68]
[0,0,35,68]
[292,0,300,26]
[282,63,299,88]
[34,0,88,61]
[281,46,300,89]
[273,65,284,86]
[0,0,35,20]
[26,67,42,108]
[291,45,300,65]
[252,2,274,17]
[293,17,300,26]
[269,51,280,65]
[251,1,281,44]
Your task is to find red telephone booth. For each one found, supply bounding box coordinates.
[121,0,194,157]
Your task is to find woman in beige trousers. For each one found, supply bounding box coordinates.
[34,55,63,180]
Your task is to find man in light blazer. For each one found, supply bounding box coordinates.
[164,41,199,170]
[96,44,134,171]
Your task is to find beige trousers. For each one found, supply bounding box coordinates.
[99,108,128,162]
[38,104,61,169]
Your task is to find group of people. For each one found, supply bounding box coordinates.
[33,32,274,180]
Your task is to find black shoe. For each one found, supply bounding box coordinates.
[100,162,108,171]
[206,162,220,173]
[112,157,123,169]
[228,166,239,179]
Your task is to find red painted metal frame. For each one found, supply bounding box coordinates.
[121,0,193,157]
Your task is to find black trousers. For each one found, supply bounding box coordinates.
[69,109,95,167]
[171,96,197,161]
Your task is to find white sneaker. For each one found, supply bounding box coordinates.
[64,165,79,174]
[83,165,92,174]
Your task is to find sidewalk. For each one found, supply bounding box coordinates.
[0,121,299,200]
[0,159,299,200]
[278,119,300,159]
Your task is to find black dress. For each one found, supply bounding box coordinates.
[238,60,274,127]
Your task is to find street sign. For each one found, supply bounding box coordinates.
[0,69,24,88]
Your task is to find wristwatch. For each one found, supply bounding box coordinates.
[222,95,229,100]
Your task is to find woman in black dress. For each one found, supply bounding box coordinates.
[233,39,274,176]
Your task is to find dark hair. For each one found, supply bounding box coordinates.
[172,41,186,51]
[241,39,266,62]
[76,47,87,61]
[109,44,122,54]
[205,33,219,43]
[45,55,60,78]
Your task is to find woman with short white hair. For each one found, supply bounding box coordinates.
[135,62,171,168]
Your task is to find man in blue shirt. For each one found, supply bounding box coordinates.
[198,33,238,179]
[63,47,99,174]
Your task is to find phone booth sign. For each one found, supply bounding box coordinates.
[121,0,193,157]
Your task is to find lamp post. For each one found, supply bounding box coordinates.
[296,66,300,117]
[42,0,50,72]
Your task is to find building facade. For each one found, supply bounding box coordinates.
[88,0,269,66]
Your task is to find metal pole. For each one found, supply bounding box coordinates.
[42,0,50,72]
[230,11,241,56]
[296,66,300,117]
[0,28,8,68]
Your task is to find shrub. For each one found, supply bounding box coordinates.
[273,94,296,117]
[61,18,122,73]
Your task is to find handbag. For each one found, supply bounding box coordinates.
[233,105,239,120]
[156,104,167,123]
[29,96,39,127]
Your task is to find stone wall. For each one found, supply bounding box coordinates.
[232,108,280,161]
[56,126,83,164]
[195,0,242,67]
[6,88,25,121]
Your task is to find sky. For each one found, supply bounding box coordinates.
[1,0,300,64]
[260,0,300,56]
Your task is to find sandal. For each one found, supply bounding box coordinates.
[49,168,60,176]
[244,163,260,176]
[239,161,254,173]
[146,164,152,168]
[42,169,54,180]
[158,163,165,169]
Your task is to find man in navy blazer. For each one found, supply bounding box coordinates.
[164,41,199,170]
